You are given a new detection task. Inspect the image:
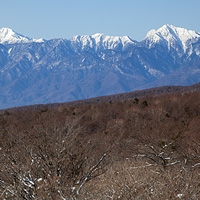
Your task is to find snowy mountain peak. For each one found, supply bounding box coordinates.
[0,27,15,36]
[0,27,44,44]
[92,33,105,38]
[145,24,200,52]
[70,33,136,51]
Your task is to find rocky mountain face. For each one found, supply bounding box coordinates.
[0,25,200,109]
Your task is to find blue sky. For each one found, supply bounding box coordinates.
[1,0,200,41]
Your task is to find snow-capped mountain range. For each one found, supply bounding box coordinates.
[70,33,137,51]
[0,25,200,109]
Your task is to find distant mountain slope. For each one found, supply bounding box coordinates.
[0,25,200,109]
[2,82,200,113]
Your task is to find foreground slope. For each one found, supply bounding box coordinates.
[0,87,200,199]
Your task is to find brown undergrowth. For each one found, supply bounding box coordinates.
[0,92,200,199]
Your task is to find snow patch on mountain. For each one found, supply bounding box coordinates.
[144,65,164,78]
[144,24,200,52]
[196,50,200,56]
[8,48,12,54]
[0,27,44,44]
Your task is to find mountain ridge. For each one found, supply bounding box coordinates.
[1,25,200,46]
